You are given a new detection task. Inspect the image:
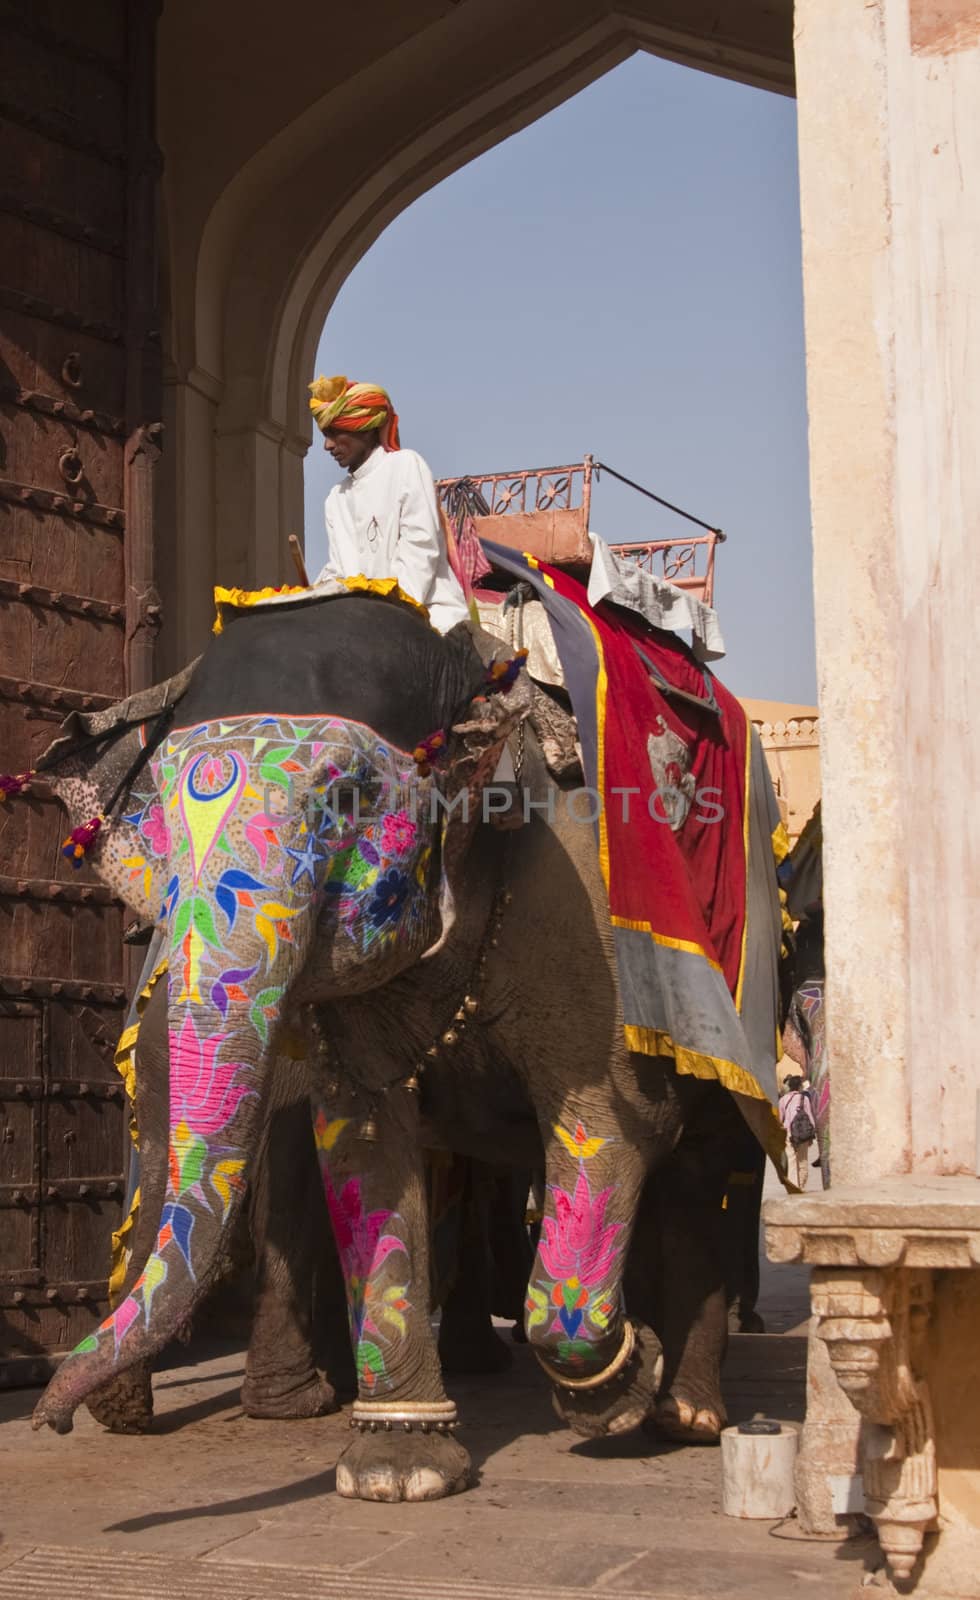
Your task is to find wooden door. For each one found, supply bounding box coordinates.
[0,0,161,1386]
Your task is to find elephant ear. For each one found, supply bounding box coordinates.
[420,626,532,960]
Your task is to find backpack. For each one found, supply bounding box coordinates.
[789,1097,815,1147]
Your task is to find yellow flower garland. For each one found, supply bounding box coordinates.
[212,576,430,635]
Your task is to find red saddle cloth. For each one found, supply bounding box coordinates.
[482,542,785,1166]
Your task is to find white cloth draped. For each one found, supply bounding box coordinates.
[586,533,726,662]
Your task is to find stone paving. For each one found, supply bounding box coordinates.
[0,1231,883,1600]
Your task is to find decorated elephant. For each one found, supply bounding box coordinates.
[93,953,532,1432]
[13,556,787,1501]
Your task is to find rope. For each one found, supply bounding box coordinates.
[595,461,726,539]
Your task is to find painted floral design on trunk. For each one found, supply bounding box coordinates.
[526,1122,623,1368]
[314,1114,411,1394]
[62,714,433,1379]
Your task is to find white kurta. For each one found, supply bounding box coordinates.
[315,446,469,634]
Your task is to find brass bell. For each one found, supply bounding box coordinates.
[425,1044,440,1061]
[441,1028,459,1048]
[402,1072,421,1094]
[453,1006,467,1024]
[357,1117,379,1142]
[463,995,480,1016]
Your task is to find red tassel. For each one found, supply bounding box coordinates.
[0,770,34,802]
[412,729,447,777]
[61,814,105,867]
[485,650,528,695]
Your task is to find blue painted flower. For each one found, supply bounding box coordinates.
[214,868,267,932]
[285,832,326,886]
[368,868,410,928]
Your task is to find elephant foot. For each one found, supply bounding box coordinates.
[547,1320,664,1441]
[336,1427,472,1502]
[438,1318,514,1375]
[647,1393,726,1445]
[242,1370,338,1421]
[85,1361,154,1433]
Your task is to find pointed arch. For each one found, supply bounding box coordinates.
[157,0,792,662]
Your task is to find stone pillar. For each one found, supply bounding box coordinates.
[156,373,309,671]
[215,412,309,593]
[796,0,980,1185]
[768,1,980,1591]
[281,430,308,572]
[794,0,910,1188]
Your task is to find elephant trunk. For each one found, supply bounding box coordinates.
[33,992,267,1434]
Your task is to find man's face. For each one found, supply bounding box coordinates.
[322,426,380,474]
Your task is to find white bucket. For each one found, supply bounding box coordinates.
[720,1420,799,1519]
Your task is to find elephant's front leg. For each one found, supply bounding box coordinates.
[311,1063,470,1502]
[524,1094,665,1440]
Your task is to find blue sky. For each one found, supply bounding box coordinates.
[304,52,814,705]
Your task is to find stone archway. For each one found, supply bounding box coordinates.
[154,0,793,669]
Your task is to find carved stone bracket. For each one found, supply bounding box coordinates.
[811,1265,937,1580]
[765,1178,980,1586]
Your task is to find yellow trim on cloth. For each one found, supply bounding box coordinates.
[623,1025,768,1102]
[212,576,430,635]
[115,955,169,1144]
[611,916,724,973]
[733,707,753,1013]
[624,1027,787,1171]
[772,817,794,933]
[109,1184,140,1305]
[108,954,168,1304]
[213,584,308,634]
[337,574,429,621]
[771,818,791,865]
[771,815,794,1062]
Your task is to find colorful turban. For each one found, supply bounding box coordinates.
[308,375,401,451]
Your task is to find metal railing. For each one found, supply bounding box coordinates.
[607,534,723,605]
[437,458,593,525]
[436,455,724,605]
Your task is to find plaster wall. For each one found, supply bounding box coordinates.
[759,735,820,847]
[885,2,980,1179]
[740,701,821,846]
[794,0,980,1183]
